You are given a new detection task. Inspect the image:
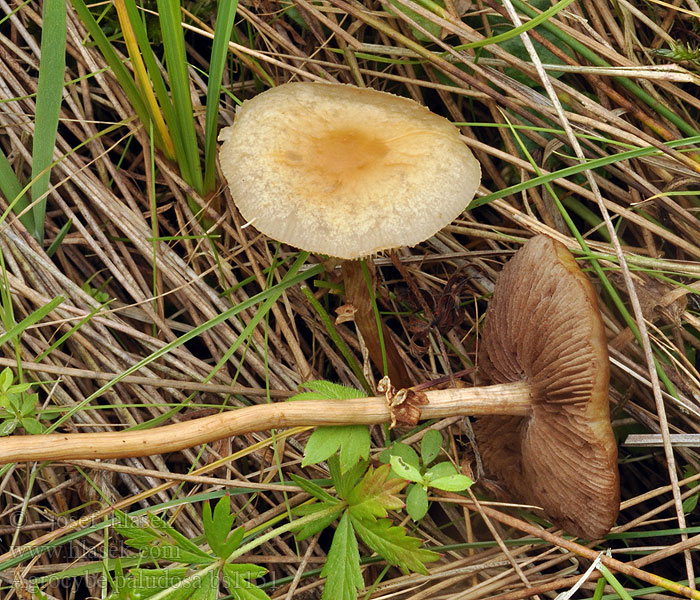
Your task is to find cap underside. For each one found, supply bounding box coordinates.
[474,235,619,539]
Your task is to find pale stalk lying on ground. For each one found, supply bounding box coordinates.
[0,383,530,463]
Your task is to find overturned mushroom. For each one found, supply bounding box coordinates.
[474,235,619,539]
[0,236,619,538]
[219,82,481,387]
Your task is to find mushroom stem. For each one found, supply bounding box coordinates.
[342,260,412,389]
[0,381,532,463]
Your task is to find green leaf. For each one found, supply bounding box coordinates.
[321,512,363,600]
[351,516,439,574]
[293,503,343,540]
[8,383,32,395]
[20,393,38,417]
[296,380,369,471]
[0,419,18,436]
[203,496,243,559]
[203,0,238,192]
[127,567,189,597]
[425,461,458,480]
[406,484,429,521]
[223,563,270,600]
[330,456,367,499]
[297,380,366,400]
[682,493,698,514]
[289,473,338,504]
[156,0,203,191]
[421,430,443,466]
[428,474,473,492]
[29,0,66,243]
[348,464,405,521]
[381,442,420,470]
[189,569,218,600]
[147,513,212,562]
[302,425,370,472]
[390,455,424,484]
[0,368,12,392]
[20,418,43,435]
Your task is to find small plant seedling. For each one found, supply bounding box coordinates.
[292,455,439,600]
[0,367,48,436]
[382,429,473,521]
[108,496,270,599]
[296,380,440,599]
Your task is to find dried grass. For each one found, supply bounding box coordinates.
[0,0,699,598]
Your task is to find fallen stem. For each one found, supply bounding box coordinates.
[0,382,531,463]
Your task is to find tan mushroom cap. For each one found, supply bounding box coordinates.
[219,82,481,259]
[474,235,619,539]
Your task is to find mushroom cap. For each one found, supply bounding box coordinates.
[218,82,481,259]
[474,235,619,538]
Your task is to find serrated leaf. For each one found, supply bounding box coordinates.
[348,464,405,520]
[421,430,443,465]
[223,563,270,600]
[302,425,370,472]
[330,456,367,499]
[390,455,424,484]
[189,569,218,600]
[294,503,343,540]
[321,511,363,600]
[301,380,366,399]
[351,516,439,574]
[148,513,212,562]
[203,496,242,559]
[406,484,429,521]
[429,474,473,492]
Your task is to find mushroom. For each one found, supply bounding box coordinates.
[473,235,619,539]
[218,82,482,387]
[0,236,619,537]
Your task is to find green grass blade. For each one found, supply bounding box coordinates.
[455,0,577,50]
[203,0,238,193]
[46,257,322,432]
[30,0,66,244]
[156,0,203,192]
[0,147,30,227]
[470,134,700,208]
[508,0,700,138]
[119,0,177,158]
[0,296,64,348]
[69,0,152,140]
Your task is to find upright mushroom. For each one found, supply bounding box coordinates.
[0,236,618,538]
[218,82,482,387]
[474,235,619,539]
